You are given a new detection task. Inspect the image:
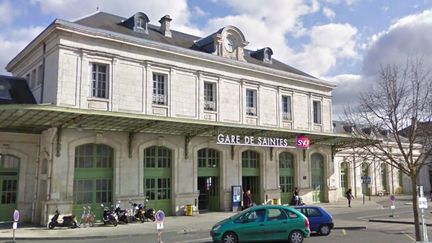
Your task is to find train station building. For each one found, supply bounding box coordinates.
[1,11,376,224]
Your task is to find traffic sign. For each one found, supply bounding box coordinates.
[13,210,19,222]
[390,195,396,202]
[155,210,165,222]
[419,197,428,209]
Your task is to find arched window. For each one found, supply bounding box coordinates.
[198,148,219,168]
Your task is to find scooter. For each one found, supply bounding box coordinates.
[130,199,155,222]
[80,206,96,227]
[101,204,118,226]
[114,201,129,224]
[143,201,156,222]
[48,209,78,229]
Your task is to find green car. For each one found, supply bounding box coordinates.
[210,205,310,243]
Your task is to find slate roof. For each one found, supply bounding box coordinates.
[0,75,36,104]
[74,12,315,79]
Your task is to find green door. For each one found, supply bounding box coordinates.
[279,152,294,204]
[340,162,349,196]
[242,150,260,204]
[73,144,113,220]
[311,153,324,203]
[0,154,19,222]
[144,146,172,215]
[197,148,220,211]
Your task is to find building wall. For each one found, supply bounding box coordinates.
[32,31,334,132]
[0,128,338,224]
[0,133,39,223]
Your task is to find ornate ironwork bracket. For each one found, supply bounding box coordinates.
[56,127,62,157]
[302,148,306,162]
[231,145,235,160]
[185,135,192,159]
[128,132,135,158]
[270,147,274,161]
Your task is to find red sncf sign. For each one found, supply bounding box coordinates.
[296,135,310,148]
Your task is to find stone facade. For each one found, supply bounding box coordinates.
[1,11,342,224]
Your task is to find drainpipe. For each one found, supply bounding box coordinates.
[353,154,357,197]
[32,136,42,223]
[40,42,46,103]
[44,128,57,224]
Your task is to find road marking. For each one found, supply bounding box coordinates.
[402,231,415,241]
[174,237,212,243]
[342,229,346,235]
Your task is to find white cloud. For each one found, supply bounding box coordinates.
[326,74,362,119]
[192,6,207,17]
[0,0,16,25]
[291,23,358,77]
[0,26,45,75]
[202,0,358,77]
[323,7,336,20]
[362,9,432,76]
[30,0,194,30]
[331,9,432,117]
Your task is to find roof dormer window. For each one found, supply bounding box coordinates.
[120,12,150,34]
[136,17,147,31]
[250,47,273,64]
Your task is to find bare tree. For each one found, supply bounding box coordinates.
[343,57,432,241]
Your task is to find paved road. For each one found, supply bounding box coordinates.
[2,196,431,243]
[9,228,416,243]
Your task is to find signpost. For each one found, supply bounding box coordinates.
[361,176,371,205]
[389,195,396,217]
[155,210,165,243]
[418,185,429,242]
[12,209,19,243]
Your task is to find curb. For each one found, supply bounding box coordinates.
[334,226,367,230]
[369,219,432,226]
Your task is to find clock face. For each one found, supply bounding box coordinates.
[224,36,235,52]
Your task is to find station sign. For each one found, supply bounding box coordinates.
[296,135,310,148]
[361,176,371,184]
[216,134,295,148]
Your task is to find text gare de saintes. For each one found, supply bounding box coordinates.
[216,134,292,148]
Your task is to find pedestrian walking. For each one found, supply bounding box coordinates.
[346,188,353,207]
[243,189,252,210]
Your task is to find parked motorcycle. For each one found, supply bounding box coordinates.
[101,204,118,226]
[80,206,96,227]
[114,201,129,224]
[48,209,78,229]
[129,199,155,222]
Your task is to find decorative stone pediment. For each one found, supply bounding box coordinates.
[195,26,249,62]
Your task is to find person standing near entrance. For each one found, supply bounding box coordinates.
[346,188,353,207]
[243,189,252,210]
[291,187,300,205]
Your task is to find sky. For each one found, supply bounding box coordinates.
[1,0,432,118]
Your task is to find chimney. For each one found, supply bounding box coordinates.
[159,15,172,37]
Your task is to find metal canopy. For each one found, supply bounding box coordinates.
[0,104,362,147]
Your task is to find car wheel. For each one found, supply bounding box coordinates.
[222,232,238,243]
[289,230,304,243]
[319,224,331,236]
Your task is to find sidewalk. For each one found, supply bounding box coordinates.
[0,195,424,241]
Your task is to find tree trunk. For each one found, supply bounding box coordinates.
[411,177,421,241]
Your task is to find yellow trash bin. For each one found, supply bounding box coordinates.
[272,198,280,205]
[185,204,193,216]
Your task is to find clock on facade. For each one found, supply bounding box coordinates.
[224,36,235,52]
